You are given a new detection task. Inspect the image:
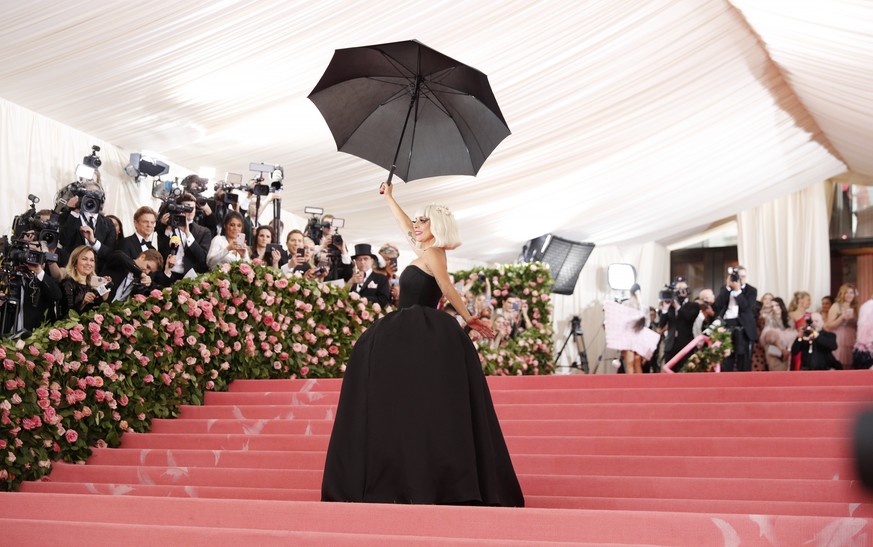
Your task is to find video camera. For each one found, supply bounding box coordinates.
[659,277,688,303]
[166,202,194,228]
[249,162,284,196]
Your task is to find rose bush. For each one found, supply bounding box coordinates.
[0,260,553,490]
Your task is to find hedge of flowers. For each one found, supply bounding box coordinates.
[454,262,555,376]
[680,323,733,372]
[0,260,554,491]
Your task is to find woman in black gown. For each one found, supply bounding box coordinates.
[321,182,524,507]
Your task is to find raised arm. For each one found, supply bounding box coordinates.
[380,181,419,256]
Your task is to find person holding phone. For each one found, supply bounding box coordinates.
[250,225,283,268]
[321,180,523,508]
[206,211,250,269]
[60,246,110,316]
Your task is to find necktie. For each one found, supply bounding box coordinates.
[86,216,95,230]
[141,239,153,250]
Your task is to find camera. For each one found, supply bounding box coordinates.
[166,203,193,228]
[659,283,676,302]
[802,316,816,338]
[251,183,270,197]
[477,272,486,282]
[83,145,102,169]
[94,280,114,297]
[727,267,740,283]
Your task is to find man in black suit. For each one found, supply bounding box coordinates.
[119,206,158,259]
[659,277,700,370]
[791,312,840,370]
[157,193,212,282]
[58,183,117,272]
[713,265,758,372]
[0,260,63,337]
[346,243,391,308]
[101,249,164,303]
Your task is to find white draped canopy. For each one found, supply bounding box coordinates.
[2,1,872,364]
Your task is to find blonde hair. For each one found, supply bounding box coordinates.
[66,246,96,285]
[414,204,461,250]
[835,283,860,318]
[788,291,810,313]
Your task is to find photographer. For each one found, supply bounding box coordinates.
[713,266,758,372]
[251,226,284,268]
[60,246,111,316]
[791,312,840,370]
[58,182,116,273]
[0,243,63,337]
[321,231,353,283]
[659,277,699,369]
[281,229,309,273]
[157,192,213,281]
[101,249,163,303]
[180,174,219,235]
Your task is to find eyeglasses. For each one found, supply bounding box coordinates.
[411,217,430,225]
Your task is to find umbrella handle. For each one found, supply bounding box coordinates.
[379,166,396,194]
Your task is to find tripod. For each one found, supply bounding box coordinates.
[553,316,589,373]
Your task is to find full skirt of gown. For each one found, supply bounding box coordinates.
[321,304,524,506]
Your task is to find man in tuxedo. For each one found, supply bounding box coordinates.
[119,206,158,259]
[101,249,164,303]
[346,243,391,308]
[0,260,63,337]
[713,265,758,372]
[791,312,840,370]
[58,183,116,272]
[659,277,700,370]
[157,193,212,282]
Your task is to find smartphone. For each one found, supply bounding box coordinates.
[389,257,398,268]
[236,233,245,246]
[296,247,305,257]
[265,243,282,256]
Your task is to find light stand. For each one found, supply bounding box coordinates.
[553,315,589,373]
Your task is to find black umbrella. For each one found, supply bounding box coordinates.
[308,39,510,185]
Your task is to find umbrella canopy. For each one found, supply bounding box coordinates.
[308,39,510,183]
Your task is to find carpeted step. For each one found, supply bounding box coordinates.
[117,431,853,458]
[1,492,870,546]
[203,385,873,405]
[85,447,856,481]
[149,416,853,438]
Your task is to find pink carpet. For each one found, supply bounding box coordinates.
[4,370,873,545]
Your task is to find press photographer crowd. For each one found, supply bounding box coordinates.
[611,266,873,373]
[0,148,539,345]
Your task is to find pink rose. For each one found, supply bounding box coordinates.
[48,329,64,341]
[299,366,310,376]
[121,324,135,337]
[65,429,79,443]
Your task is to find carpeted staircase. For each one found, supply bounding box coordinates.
[4,370,873,545]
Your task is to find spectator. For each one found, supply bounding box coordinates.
[820,295,834,317]
[502,294,532,338]
[825,283,858,369]
[60,246,110,316]
[346,244,391,308]
[102,249,163,303]
[660,277,698,370]
[759,296,794,371]
[282,229,309,273]
[791,312,840,371]
[119,206,158,259]
[852,299,873,369]
[692,288,716,338]
[750,292,774,372]
[788,291,812,371]
[158,192,213,280]
[58,182,117,273]
[250,225,282,268]
[207,211,250,269]
[713,266,758,372]
[106,214,125,248]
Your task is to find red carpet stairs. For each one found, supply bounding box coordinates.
[4,370,873,545]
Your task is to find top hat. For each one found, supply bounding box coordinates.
[351,243,378,260]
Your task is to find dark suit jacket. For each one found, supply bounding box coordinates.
[157,222,213,278]
[349,271,391,308]
[792,330,839,370]
[8,272,63,333]
[101,251,153,302]
[59,212,118,271]
[118,233,156,260]
[664,300,701,361]
[714,283,759,342]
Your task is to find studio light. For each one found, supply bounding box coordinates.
[520,234,595,295]
[607,263,637,291]
[127,153,170,181]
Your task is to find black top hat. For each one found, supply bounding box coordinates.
[351,243,377,260]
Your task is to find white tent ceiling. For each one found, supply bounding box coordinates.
[1,0,871,264]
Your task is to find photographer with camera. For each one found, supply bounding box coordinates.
[180,174,219,235]
[250,226,284,269]
[100,249,164,303]
[0,239,63,337]
[279,229,310,274]
[58,181,116,273]
[791,312,840,370]
[157,192,213,281]
[320,230,354,283]
[658,277,700,370]
[501,293,532,339]
[713,266,758,372]
[60,246,111,316]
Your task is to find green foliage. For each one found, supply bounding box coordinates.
[680,323,733,373]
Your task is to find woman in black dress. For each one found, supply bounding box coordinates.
[60,245,110,317]
[321,182,524,507]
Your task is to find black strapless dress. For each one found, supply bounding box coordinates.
[321,265,524,506]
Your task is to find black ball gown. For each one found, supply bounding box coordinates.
[321,265,524,506]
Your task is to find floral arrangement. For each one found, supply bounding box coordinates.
[0,260,555,490]
[680,322,733,373]
[454,262,555,375]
